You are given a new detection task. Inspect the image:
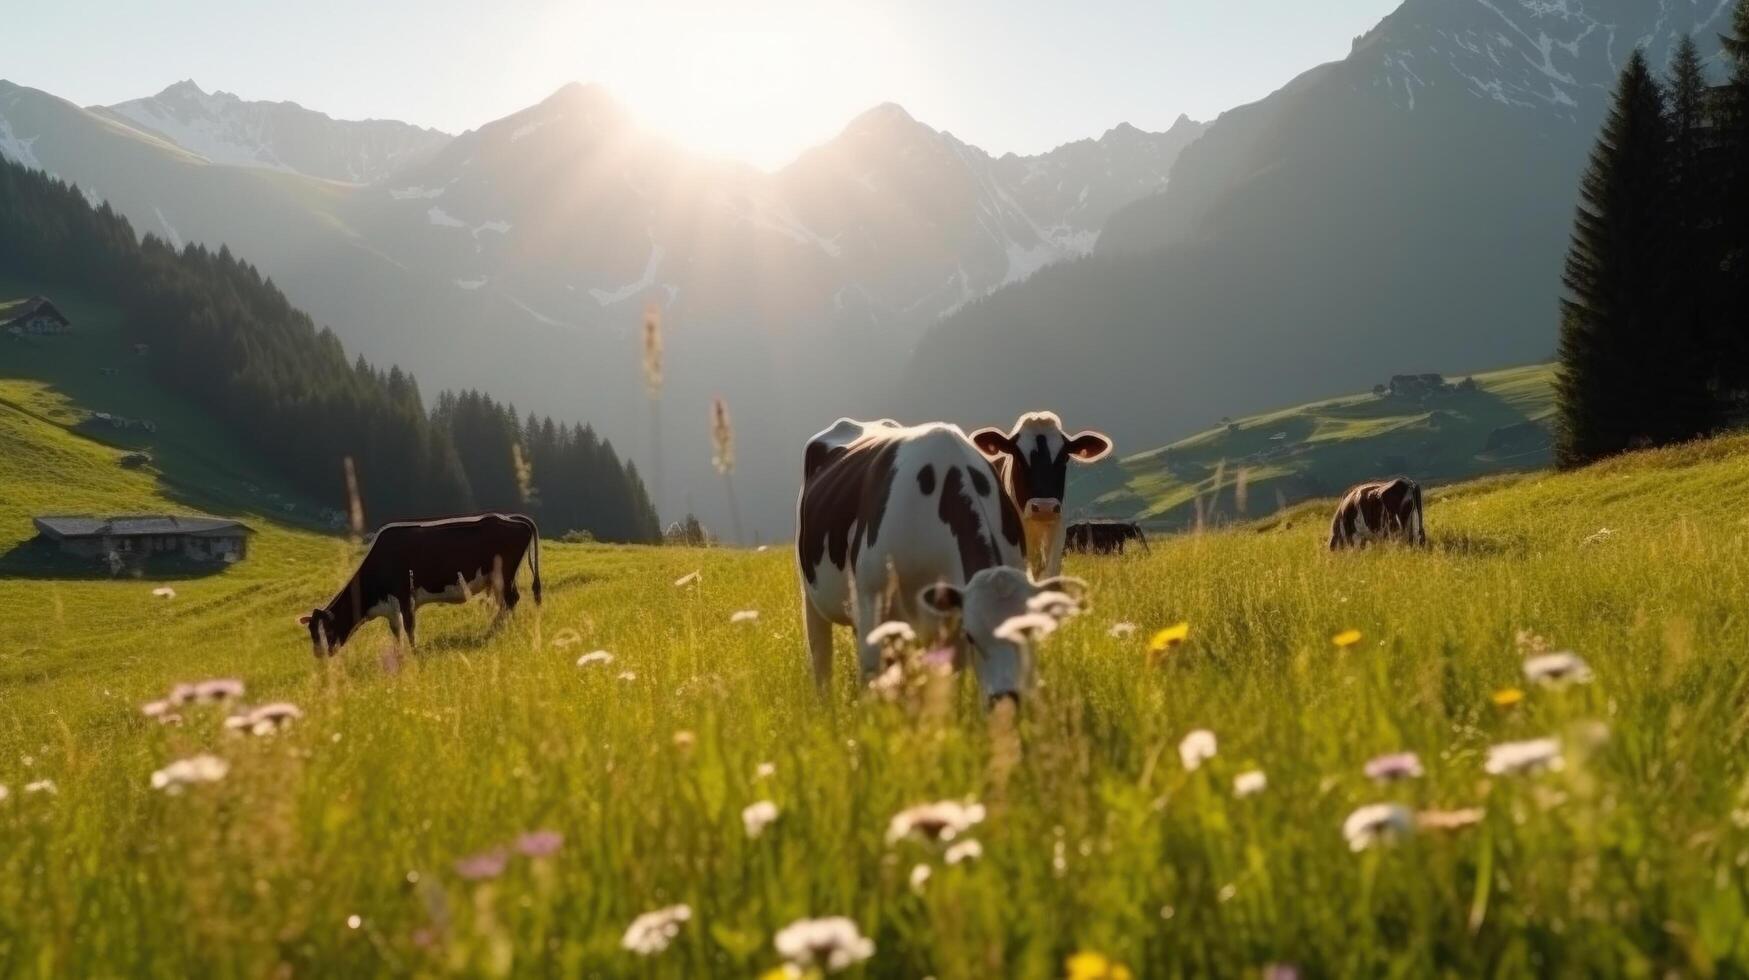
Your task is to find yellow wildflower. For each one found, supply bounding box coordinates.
[1332,628,1363,649]
[1491,687,1525,708]
[1149,622,1190,653]
[1067,952,1134,980]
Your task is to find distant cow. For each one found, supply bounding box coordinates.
[300,513,542,655]
[971,412,1112,578]
[797,418,1082,706]
[1329,478,1426,550]
[1065,520,1149,555]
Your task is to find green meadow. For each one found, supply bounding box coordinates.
[4,370,1749,976]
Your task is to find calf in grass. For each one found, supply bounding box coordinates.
[797,419,1083,707]
[300,513,541,655]
[1329,478,1426,550]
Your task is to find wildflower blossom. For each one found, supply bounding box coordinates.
[1026,590,1081,619]
[141,700,182,725]
[622,903,692,956]
[1417,807,1485,831]
[944,839,983,865]
[1332,628,1363,649]
[1262,964,1301,980]
[168,678,245,706]
[673,571,701,588]
[755,762,776,780]
[617,671,638,683]
[577,650,614,668]
[151,586,176,599]
[730,609,760,624]
[1067,951,1134,980]
[1108,621,1138,639]
[1179,729,1217,771]
[742,800,780,839]
[1484,737,1564,776]
[909,863,932,893]
[773,916,875,972]
[1364,752,1424,782]
[1491,687,1525,708]
[454,849,509,881]
[1149,622,1190,653]
[1343,803,1414,851]
[1233,770,1268,797]
[515,830,564,858]
[225,702,303,736]
[1581,527,1616,546]
[886,800,986,845]
[1523,651,1593,688]
[23,779,57,796]
[150,755,228,794]
[994,612,1058,644]
[550,628,583,649]
[865,621,915,647]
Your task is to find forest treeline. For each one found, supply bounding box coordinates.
[1557,6,1749,466]
[0,157,660,541]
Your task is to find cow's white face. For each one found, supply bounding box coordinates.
[972,413,1112,521]
[921,568,1086,706]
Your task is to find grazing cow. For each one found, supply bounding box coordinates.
[797,418,1083,705]
[1329,478,1426,550]
[971,413,1113,578]
[1065,520,1150,555]
[299,513,542,655]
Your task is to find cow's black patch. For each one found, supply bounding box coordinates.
[799,434,897,583]
[938,466,1001,577]
[969,468,991,497]
[917,464,936,496]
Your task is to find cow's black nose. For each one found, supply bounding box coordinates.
[988,691,1022,712]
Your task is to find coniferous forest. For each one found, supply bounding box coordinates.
[0,157,661,542]
[1557,9,1749,467]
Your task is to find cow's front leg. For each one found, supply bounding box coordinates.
[852,590,886,687]
[398,596,417,650]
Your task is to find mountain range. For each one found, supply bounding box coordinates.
[0,75,1204,536]
[904,0,1736,460]
[4,0,1730,538]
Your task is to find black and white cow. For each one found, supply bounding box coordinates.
[299,513,542,655]
[1065,520,1150,555]
[1328,478,1426,550]
[971,413,1112,578]
[796,419,1083,705]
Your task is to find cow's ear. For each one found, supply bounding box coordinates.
[918,583,964,614]
[297,614,312,626]
[970,428,1016,459]
[1034,576,1089,601]
[1065,431,1113,462]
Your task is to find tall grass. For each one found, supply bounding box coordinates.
[2,433,1748,976]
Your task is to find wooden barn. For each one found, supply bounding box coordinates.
[2,296,73,336]
[32,515,253,564]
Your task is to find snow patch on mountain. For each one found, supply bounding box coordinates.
[391,185,445,200]
[0,114,45,171]
[589,243,666,306]
[427,207,466,228]
[455,278,487,290]
[153,207,184,250]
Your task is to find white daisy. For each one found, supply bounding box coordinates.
[577,650,614,668]
[1484,737,1564,776]
[150,755,229,794]
[944,839,983,865]
[673,571,701,588]
[1179,729,1217,771]
[885,800,986,845]
[1343,803,1414,851]
[1522,651,1593,688]
[730,609,760,624]
[742,800,780,839]
[865,621,916,647]
[1107,621,1138,639]
[773,916,875,972]
[621,904,692,956]
[993,613,1058,644]
[1233,770,1268,797]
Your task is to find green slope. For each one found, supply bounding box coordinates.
[1074,363,1556,529]
[0,275,337,529]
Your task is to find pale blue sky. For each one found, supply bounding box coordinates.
[8,0,1401,168]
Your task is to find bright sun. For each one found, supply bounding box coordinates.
[540,0,912,170]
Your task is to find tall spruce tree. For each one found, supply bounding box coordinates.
[1555,50,1672,467]
[1718,0,1749,401]
[1663,34,1721,437]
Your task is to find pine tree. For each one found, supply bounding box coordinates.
[1663,34,1721,436]
[1717,0,1749,401]
[1555,51,1673,467]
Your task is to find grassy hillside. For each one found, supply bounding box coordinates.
[3,370,1749,974]
[0,276,335,525]
[1075,363,1555,529]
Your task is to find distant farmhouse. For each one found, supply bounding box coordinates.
[32,515,253,565]
[2,296,72,336]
